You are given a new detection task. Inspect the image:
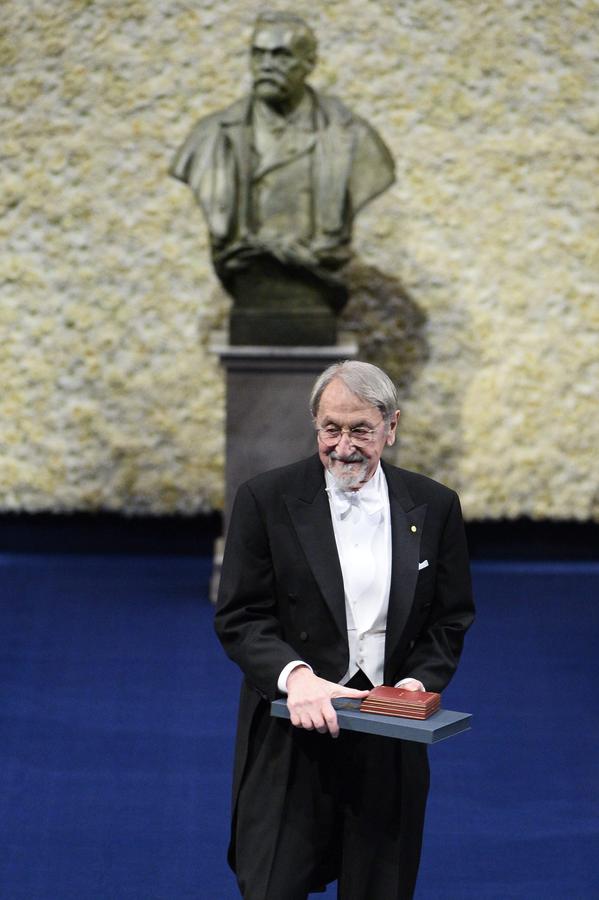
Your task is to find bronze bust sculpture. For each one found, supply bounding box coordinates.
[171,11,395,345]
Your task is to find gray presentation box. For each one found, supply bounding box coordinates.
[271,698,472,744]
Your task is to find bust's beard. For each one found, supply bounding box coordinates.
[327,452,369,491]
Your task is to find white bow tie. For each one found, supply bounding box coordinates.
[328,485,384,521]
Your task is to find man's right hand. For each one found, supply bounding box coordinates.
[285,666,369,738]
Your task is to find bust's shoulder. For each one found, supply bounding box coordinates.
[170,96,251,178]
[186,95,250,134]
[311,89,362,127]
[311,89,390,155]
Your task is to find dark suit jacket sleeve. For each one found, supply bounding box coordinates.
[214,482,304,700]
[397,490,474,694]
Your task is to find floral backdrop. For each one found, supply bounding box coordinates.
[1,0,597,518]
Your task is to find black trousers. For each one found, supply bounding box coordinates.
[235,673,429,900]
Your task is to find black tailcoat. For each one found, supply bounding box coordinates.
[215,454,474,895]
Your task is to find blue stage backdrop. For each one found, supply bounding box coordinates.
[1,553,598,899]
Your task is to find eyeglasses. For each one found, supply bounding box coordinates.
[316,421,384,447]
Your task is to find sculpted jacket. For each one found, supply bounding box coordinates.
[170,87,395,254]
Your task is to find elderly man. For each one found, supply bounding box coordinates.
[215,360,475,900]
[171,12,395,342]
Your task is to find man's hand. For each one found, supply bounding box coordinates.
[286,667,369,738]
[395,678,425,692]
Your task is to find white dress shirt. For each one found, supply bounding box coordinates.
[326,463,391,687]
[278,464,424,693]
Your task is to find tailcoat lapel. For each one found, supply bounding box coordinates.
[282,457,429,676]
[283,457,347,641]
[382,462,427,677]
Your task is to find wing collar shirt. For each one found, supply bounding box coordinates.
[325,463,391,687]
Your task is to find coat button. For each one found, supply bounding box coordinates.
[299,631,308,641]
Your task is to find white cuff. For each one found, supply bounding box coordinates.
[395,677,425,692]
[277,660,313,694]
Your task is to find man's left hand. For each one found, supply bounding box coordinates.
[395,678,425,691]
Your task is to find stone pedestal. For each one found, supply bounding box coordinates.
[209,337,358,601]
[224,256,347,346]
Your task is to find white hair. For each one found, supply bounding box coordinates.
[309,360,398,424]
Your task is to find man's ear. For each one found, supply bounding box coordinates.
[386,410,400,446]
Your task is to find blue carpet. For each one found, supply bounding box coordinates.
[415,562,599,900]
[1,555,598,899]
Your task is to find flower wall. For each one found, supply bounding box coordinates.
[1,0,597,518]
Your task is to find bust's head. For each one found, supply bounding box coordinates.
[250,11,317,110]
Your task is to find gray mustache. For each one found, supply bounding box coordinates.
[330,451,365,463]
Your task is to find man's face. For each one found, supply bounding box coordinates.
[315,378,399,490]
[250,24,313,106]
